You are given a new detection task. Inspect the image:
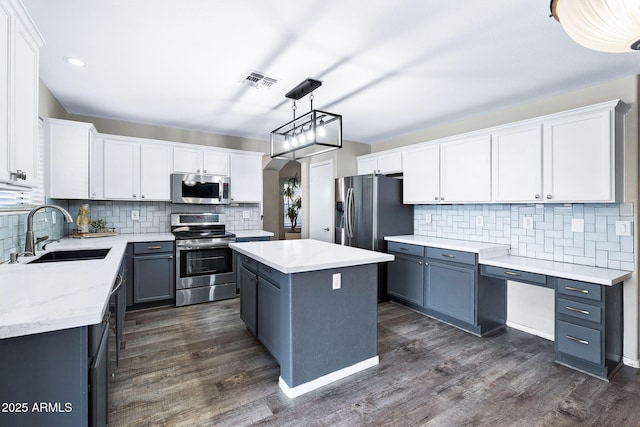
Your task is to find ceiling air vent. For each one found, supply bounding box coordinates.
[240,70,278,89]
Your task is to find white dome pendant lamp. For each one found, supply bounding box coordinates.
[550,0,640,52]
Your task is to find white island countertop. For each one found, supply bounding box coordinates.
[0,233,174,340]
[234,230,274,239]
[230,239,394,274]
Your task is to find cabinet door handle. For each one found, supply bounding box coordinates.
[565,335,589,345]
[535,194,541,199]
[141,195,145,199]
[503,271,521,277]
[132,194,137,198]
[322,227,330,231]
[565,286,589,294]
[418,261,422,265]
[147,246,163,250]
[566,306,590,315]
[434,196,439,201]
[440,196,445,201]
[546,194,552,200]
[168,256,174,260]
[441,253,454,258]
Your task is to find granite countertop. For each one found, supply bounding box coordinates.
[230,239,394,274]
[385,235,633,286]
[0,233,175,340]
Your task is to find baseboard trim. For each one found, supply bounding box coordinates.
[506,321,554,341]
[623,357,640,368]
[279,356,379,399]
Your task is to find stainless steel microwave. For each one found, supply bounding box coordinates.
[170,173,230,204]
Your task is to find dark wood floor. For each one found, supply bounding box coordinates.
[109,299,640,427]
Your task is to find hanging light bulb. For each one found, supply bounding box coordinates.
[291,130,299,146]
[306,125,315,142]
[284,135,291,150]
[317,118,326,138]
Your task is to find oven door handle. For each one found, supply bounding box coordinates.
[177,244,231,250]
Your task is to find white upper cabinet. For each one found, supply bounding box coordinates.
[47,119,96,199]
[104,136,172,201]
[402,144,440,204]
[0,0,43,188]
[357,151,402,175]
[89,133,104,200]
[440,134,491,203]
[173,146,229,175]
[492,122,543,203]
[103,138,140,200]
[230,153,262,203]
[542,106,618,203]
[140,143,172,200]
[491,100,626,204]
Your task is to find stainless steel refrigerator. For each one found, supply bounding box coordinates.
[335,174,414,300]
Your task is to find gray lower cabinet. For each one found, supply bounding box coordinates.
[387,244,424,306]
[426,260,475,325]
[387,242,505,336]
[236,251,283,362]
[239,262,258,336]
[258,276,281,363]
[554,277,623,379]
[0,312,110,427]
[132,241,175,304]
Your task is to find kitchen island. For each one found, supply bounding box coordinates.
[229,239,394,398]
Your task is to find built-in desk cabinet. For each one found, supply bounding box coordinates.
[387,242,505,336]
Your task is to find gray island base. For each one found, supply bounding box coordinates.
[230,239,394,398]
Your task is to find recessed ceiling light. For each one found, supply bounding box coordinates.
[65,57,85,67]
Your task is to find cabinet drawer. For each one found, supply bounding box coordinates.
[258,263,286,287]
[483,265,547,286]
[427,247,476,265]
[557,298,602,324]
[134,241,174,255]
[556,320,602,365]
[239,254,258,272]
[557,278,602,302]
[388,242,424,258]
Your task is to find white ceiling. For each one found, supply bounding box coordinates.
[21,0,640,145]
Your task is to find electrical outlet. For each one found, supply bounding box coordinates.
[616,221,631,236]
[242,210,250,219]
[131,210,139,221]
[475,216,484,227]
[425,214,432,224]
[523,216,534,230]
[332,273,341,290]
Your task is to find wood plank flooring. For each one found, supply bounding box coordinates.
[109,299,640,426]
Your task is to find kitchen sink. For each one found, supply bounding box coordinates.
[28,248,111,263]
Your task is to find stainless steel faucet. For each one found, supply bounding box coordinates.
[24,205,73,256]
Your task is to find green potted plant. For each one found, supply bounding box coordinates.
[283,174,301,239]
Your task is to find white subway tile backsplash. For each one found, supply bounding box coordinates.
[415,203,634,271]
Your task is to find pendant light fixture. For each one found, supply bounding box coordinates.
[550,0,640,52]
[270,78,342,160]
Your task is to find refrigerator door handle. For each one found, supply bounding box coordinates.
[346,187,354,239]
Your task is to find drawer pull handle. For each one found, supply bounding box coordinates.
[503,271,521,277]
[263,266,272,273]
[399,247,408,251]
[441,254,454,258]
[566,306,590,315]
[565,286,589,294]
[565,335,589,345]
[147,246,162,250]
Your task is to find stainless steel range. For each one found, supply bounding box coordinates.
[171,213,236,307]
